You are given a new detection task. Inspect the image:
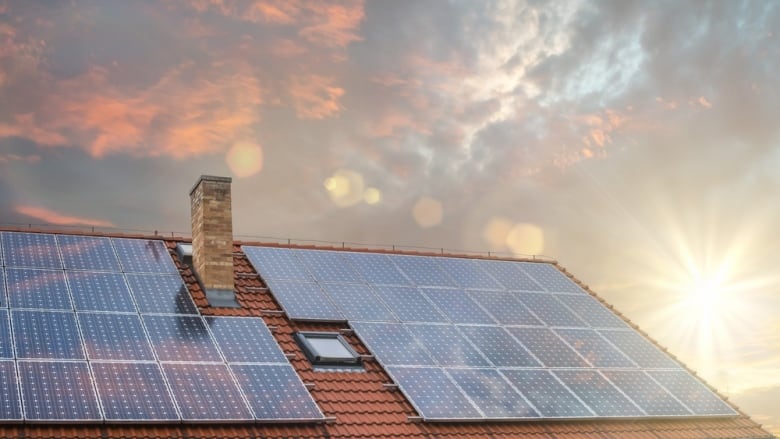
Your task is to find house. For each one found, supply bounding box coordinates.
[0,175,772,438]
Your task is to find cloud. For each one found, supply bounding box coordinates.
[14,205,115,228]
[287,74,345,119]
[0,152,40,164]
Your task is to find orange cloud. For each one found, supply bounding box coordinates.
[15,205,115,228]
[0,152,41,164]
[698,96,712,108]
[370,110,431,138]
[288,74,345,119]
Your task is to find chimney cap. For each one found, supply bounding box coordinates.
[190,175,232,196]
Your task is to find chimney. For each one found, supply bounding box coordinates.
[189,175,239,307]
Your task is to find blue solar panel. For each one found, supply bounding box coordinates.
[67,271,136,312]
[295,250,363,283]
[230,364,323,420]
[350,321,434,366]
[1,232,61,269]
[602,370,690,416]
[507,327,588,367]
[421,288,496,324]
[18,361,101,421]
[467,290,542,326]
[343,252,411,285]
[500,369,593,418]
[599,329,680,369]
[435,257,503,290]
[205,316,287,363]
[0,270,6,307]
[648,370,737,415]
[391,254,460,287]
[242,246,312,281]
[553,370,644,417]
[0,310,11,358]
[265,280,343,321]
[5,268,71,310]
[553,294,628,328]
[554,328,636,368]
[446,368,539,419]
[78,313,154,361]
[458,326,540,367]
[125,274,198,314]
[0,360,21,420]
[372,286,447,323]
[162,363,252,421]
[516,292,586,327]
[12,310,84,359]
[91,362,179,421]
[320,283,396,322]
[56,235,120,271]
[142,315,222,362]
[386,366,481,420]
[407,324,490,367]
[476,260,541,291]
[112,238,177,274]
[519,263,586,294]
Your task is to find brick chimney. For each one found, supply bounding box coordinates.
[189,175,238,307]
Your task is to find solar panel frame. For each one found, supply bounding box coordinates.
[294,249,363,283]
[5,268,72,310]
[111,238,178,274]
[518,263,586,294]
[372,285,448,323]
[264,280,344,322]
[421,288,497,325]
[385,366,482,420]
[406,324,491,367]
[0,360,22,422]
[230,364,324,421]
[67,271,137,313]
[125,273,199,315]
[601,370,691,416]
[142,315,223,362]
[77,312,155,361]
[350,321,435,366]
[18,360,102,422]
[1,232,62,269]
[242,246,312,281]
[12,310,85,360]
[390,255,458,288]
[500,369,594,418]
[56,235,121,272]
[205,316,288,364]
[320,283,396,322]
[91,361,180,422]
[446,368,539,419]
[342,252,412,286]
[648,370,738,416]
[553,370,644,418]
[161,362,253,422]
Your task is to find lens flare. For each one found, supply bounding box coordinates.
[506,223,545,256]
[225,141,263,178]
[323,169,365,207]
[363,187,381,204]
[412,196,443,228]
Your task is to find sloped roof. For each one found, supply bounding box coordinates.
[0,228,773,439]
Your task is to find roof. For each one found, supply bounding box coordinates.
[0,227,774,439]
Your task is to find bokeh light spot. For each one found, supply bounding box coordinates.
[483,217,514,248]
[364,187,381,204]
[412,196,443,228]
[506,222,545,256]
[225,141,263,178]
[323,169,365,207]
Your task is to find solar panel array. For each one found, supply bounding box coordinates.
[243,245,738,422]
[0,232,323,423]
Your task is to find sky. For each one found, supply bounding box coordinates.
[1,0,779,433]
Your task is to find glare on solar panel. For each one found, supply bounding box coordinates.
[466,290,542,326]
[142,315,222,362]
[553,370,644,417]
[518,263,585,294]
[265,280,343,321]
[602,370,690,416]
[112,238,177,274]
[342,252,411,285]
[598,329,680,369]
[12,310,84,360]
[295,249,363,283]
[5,268,72,310]
[1,232,62,269]
[500,369,593,418]
[507,327,587,368]
[56,235,120,271]
[125,274,198,314]
[350,321,434,366]
[78,312,155,361]
[18,361,101,421]
[91,362,179,421]
[446,368,539,419]
[230,364,323,420]
[421,288,496,325]
[67,271,136,313]
[320,283,396,322]
[458,325,540,367]
[553,294,628,329]
[554,328,636,368]
[390,255,457,287]
[0,360,22,421]
[205,316,287,363]
[242,246,312,281]
[406,324,490,367]
[648,370,737,416]
[372,285,447,323]
[516,292,586,327]
[162,363,253,421]
[386,366,481,420]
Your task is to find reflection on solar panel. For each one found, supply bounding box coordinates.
[320,283,395,322]
[467,290,541,326]
[554,328,635,367]
[459,326,539,367]
[205,316,287,363]
[507,327,588,368]
[0,360,22,420]
[265,280,343,321]
[243,246,311,281]
[476,259,540,291]
[407,324,489,367]
[1,232,61,269]
[421,288,496,324]
[295,250,362,283]
[18,361,101,421]
[126,274,198,314]
[6,268,71,310]
[91,362,179,421]
[447,368,538,419]
[56,235,120,271]
[553,370,643,417]
[649,370,737,415]
[67,271,136,312]
[519,263,585,294]
[553,294,627,328]
[372,286,447,323]
[162,363,252,421]
[390,255,457,287]
[12,310,84,359]
[599,330,680,369]
[112,238,177,274]
[78,313,154,361]
[342,252,410,285]
[350,322,434,366]
[516,292,586,327]
[143,315,222,362]
[230,364,323,420]
[435,257,502,290]
[500,369,592,418]
[386,366,481,420]
[0,310,11,359]
[602,370,690,416]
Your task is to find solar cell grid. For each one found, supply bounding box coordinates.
[350,321,434,366]
[230,364,323,420]
[320,283,395,322]
[476,260,541,291]
[242,246,312,281]
[435,257,503,290]
[6,268,72,310]
[295,250,362,283]
[142,315,222,362]
[390,255,457,287]
[554,328,636,368]
[91,362,179,421]
[407,324,490,367]
[602,370,690,416]
[386,366,481,420]
[1,232,62,269]
[18,361,101,421]
[12,310,84,359]
[446,368,538,419]
[67,271,136,312]
[599,330,680,369]
[112,238,177,274]
[516,292,586,327]
[0,270,6,307]
[507,327,588,368]
[500,369,593,418]
[265,280,343,321]
[56,235,120,271]
[78,313,155,361]
[343,252,411,285]
[205,316,287,363]
[372,286,447,323]
[467,290,542,326]
[458,325,540,367]
[0,360,21,421]
[519,263,585,294]
[421,288,496,325]
[553,370,644,417]
[553,294,628,328]
[163,363,252,421]
[649,370,737,415]
[126,274,198,314]
[0,310,11,358]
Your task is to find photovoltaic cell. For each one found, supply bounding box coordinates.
[56,235,120,271]
[242,246,312,281]
[6,268,71,310]
[553,294,628,329]
[507,327,588,368]
[0,310,11,358]
[553,370,643,417]
[0,270,6,307]
[500,369,593,418]
[295,250,362,283]
[372,286,447,323]
[230,364,323,420]
[649,370,737,415]
[205,316,287,363]
[435,257,502,290]
[163,363,252,421]
[407,324,490,367]
[602,370,690,416]
[467,290,541,326]
[519,263,585,294]
[554,328,635,368]
[265,280,343,321]
[516,292,586,327]
[1,232,61,269]
[91,362,179,421]
[67,271,136,312]
[0,361,21,420]
[12,310,84,359]
[599,330,680,369]
[18,361,101,421]
[343,252,411,285]
[112,238,177,274]
[476,260,541,291]
[125,274,198,314]
[386,366,481,420]
[320,283,395,322]
[446,368,538,419]
[421,288,496,325]
[350,321,434,366]
[458,326,540,367]
[142,315,222,362]
[78,313,154,361]
[390,255,457,287]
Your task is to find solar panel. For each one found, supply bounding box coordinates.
[435,257,503,290]
[1,232,61,269]
[350,321,434,366]
[553,294,628,328]
[112,238,177,274]
[78,313,155,361]
[372,286,448,323]
[67,271,136,312]
[320,283,396,322]
[205,316,287,363]
[500,369,593,418]
[554,328,636,368]
[386,366,481,420]
[264,280,343,321]
[142,315,222,362]
[0,310,11,358]
[507,327,588,367]
[602,370,690,416]
[91,362,179,421]
[648,370,737,415]
[0,360,21,421]
[18,361,101,421]
[519,263,586,294]
[162,363,252,421]
[56,235,120,271]
[0,270,6,307]
[421,288,496,325]
[230,364,323,420]
[390,255,457,287]
[294,250,362,283]
[446,368,539,419]
[553,370,644,417]
[12,310,84,359]
[5,268,72,310]
[476,259,541,291]
[406,324,490,367]
[125,274,198,314]
[516,292,586,327]
[598,329,680,369]
[342,252,411,285]
[242,246,312,281]
[467,290,542,326]
[458,326,540,367]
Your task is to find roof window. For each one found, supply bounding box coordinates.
[295,332,361,368]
